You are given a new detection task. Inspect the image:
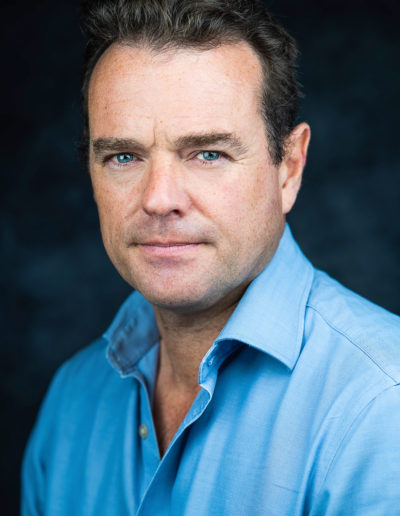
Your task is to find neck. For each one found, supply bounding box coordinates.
[153,293,241,393]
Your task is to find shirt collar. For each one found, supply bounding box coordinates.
[104,290,159,377]
[215,224,314,369]
[104,224,314,375]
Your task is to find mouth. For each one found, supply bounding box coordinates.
[137,242,203,257]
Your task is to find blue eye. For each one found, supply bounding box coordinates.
[115,153,134,163]
[198,151,221,161]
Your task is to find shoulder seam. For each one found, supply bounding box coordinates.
[314,383,400,504]
[306,303,398,383]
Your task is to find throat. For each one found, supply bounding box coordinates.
[152,375,201,457]
[149,298,241,456]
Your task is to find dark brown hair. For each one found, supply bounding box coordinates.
[80,0,301,165]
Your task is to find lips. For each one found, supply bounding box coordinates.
[137,241,202,257]
[140,241,198,246]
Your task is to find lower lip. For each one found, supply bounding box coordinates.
[138,243,202,257]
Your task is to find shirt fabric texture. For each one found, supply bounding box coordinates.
[22,225,400,515]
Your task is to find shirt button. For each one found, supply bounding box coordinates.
[138,424,149,439]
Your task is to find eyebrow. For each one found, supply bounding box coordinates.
[173,133,248,154]
[91,132,248,162]
[92,137,147,162]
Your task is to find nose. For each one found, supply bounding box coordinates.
[141,159,190,217]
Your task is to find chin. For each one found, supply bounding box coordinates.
[120,264,213,309]
[141,289,210,313]
[120,262,246,314]
[131,277,222,313]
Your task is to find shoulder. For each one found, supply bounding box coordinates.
[306,269,400,382]
[21,336,136,514]
[47,337,112,397]
[297,272,400,510]
[22,336,133,471]
[27,338,113,439]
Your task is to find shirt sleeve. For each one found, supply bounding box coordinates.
[310,384,400,515]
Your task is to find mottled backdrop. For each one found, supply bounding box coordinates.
[2,0,399,513]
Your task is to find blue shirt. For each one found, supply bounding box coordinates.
[22,226,400,515]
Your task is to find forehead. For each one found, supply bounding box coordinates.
[88,41,265,139]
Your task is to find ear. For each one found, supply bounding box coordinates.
[278,122,311,215]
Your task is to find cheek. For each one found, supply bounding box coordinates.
[250,169,283,225]
[93,184,127,248]
[232,177,283,272]
[210,168,281,236]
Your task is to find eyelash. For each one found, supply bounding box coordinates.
[194,151,228,166]
[103,153,138,169]
[103,150,229,169]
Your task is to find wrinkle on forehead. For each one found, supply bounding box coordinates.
[88,40,266,151]
[89,39,264,105]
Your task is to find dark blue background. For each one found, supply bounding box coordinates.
[2,0,399,513]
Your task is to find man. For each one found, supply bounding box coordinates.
[22,1,400,514]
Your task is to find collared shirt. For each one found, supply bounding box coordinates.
[22,225,400,515]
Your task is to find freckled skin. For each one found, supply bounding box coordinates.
[88,42,310,315]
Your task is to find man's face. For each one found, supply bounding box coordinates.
[88,42,298,313]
